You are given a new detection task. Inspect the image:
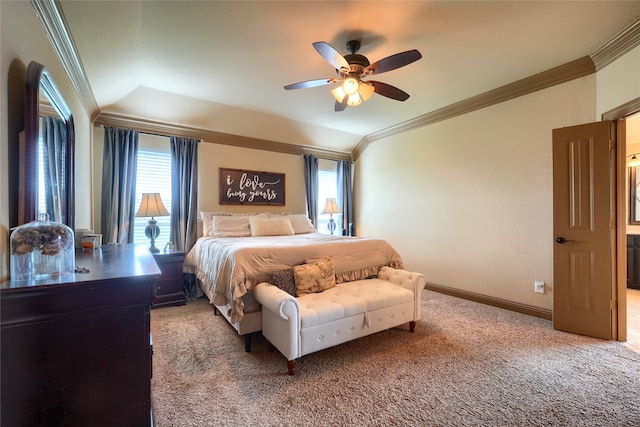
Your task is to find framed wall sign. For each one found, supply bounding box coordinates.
[219,168,285,205]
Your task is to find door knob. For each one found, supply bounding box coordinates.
[556,237,575,244]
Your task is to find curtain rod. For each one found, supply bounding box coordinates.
[98,124,202,143]
[95,114,352,161]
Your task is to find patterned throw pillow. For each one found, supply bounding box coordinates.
[267,269,296,297]
[293,256,335,296]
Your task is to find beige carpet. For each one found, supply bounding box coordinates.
[150,290,640,426]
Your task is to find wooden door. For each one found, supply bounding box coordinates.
[552,121,612,339]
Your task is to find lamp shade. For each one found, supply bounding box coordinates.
[629,154,640,167]
[331,86,362,106]
[135,193,169,218]
[321,198,341,215]
[331,80,375,107]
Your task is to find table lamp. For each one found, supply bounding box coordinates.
[135,193,169,253]
[321,197,341,235]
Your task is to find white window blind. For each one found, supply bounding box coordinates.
[316,159,341,235]
[37,136,46,216]
[134,149,172,249]
[36,123,67,221]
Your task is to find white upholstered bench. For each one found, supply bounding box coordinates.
[255,266,425,375]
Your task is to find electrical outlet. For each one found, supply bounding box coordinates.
[534,280,545,293]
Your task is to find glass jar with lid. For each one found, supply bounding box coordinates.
[10,213,75,281]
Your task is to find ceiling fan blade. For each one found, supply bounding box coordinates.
[334,96,348,112]
[364,49,422,75]
[370,81,411,101]
[284,78,337,90]
[313,41,350,72]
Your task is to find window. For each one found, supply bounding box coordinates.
[134,137,172,249]
[36,135,46,217]
[36,118,68,222]
[316,159,341,235]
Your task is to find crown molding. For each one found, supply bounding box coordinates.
[602,97,640,121]
[36,0,637,161]
[95,112,352,161]
[30,0,100,120]
[591,20,640,71]
[353,20,640,160]
[353,56,595,160]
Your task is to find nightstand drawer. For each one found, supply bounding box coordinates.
[157,260,181,281]
[152,251,186,307]
[156,278,178,296]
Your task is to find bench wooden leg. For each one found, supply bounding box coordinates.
[410,321,416,333]
[287,360,296,376]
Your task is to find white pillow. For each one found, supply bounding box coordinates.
[271,214,315,234]
[212,215,252,237]
[197,219,203,238]
[249,217,294,237]
[201,211,234,236]
[201,211,269,237]
[201,211,215,236]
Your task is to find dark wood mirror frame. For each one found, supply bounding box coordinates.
[22,61,75,229]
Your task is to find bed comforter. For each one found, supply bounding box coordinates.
[183,233,403,322]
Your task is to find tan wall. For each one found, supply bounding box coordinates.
[3,2,637,300]
[596,46,640,119]
[1,1,92,281]
[197,142,307,215]
[91,129,308,235]
[355,46,639,312]
[599,46,640,234]
[355,76,597,310]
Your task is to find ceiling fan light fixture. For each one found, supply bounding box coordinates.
[342,77,359,96]
[347,93,362,106]
[331,86,362,106]
[359,82,375,101]
[331,85,346,103]
[284,40,421,110]
[331,79,374,107]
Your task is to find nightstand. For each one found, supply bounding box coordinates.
[152,251,187,307]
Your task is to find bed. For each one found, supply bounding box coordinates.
[182,212,403,350]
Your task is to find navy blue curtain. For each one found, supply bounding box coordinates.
[101,126,138,244]
[170,136,199,252]
[337,160,354,236]
[303,154,319,228]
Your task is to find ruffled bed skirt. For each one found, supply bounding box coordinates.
[334,261,404,284]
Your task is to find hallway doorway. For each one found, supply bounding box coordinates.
[626,289,640,353]
[624,110,640,351]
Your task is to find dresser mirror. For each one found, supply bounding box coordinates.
[20,61,75,229]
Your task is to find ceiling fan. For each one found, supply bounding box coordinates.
[284,40,422,112]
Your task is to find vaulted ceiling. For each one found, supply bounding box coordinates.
[57,1,640,155]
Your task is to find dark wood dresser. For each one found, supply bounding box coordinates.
[1,244,160,427]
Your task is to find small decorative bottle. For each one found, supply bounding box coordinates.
[164,241,175,253]
[10,213,75,281]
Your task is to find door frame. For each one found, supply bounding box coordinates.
[603,97,640,341]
